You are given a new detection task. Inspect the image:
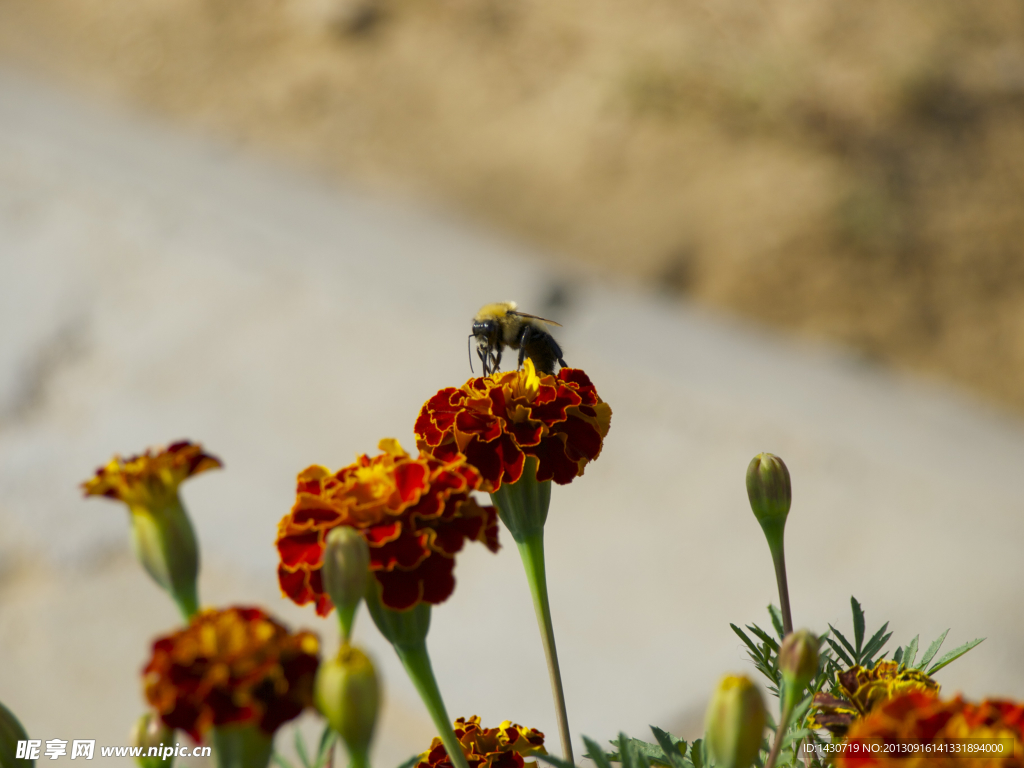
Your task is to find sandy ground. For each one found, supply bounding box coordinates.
[2,0,1024,415]
[1,68,1024,764]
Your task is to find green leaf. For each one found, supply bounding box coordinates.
[902,636,920,670]
[650,727,687,768]
[623,735,653,768]
[747,624,781,653]
[918,630,949,670]
[825,636,854,667]
[864,636,893,668]
[537,756,577,768]
[617,735,637,768]
[603,737,677,767]
[781,728,812,749]
[690,739,704,768]
[316,726,336,767]
[272,754,297,768]
[769,605,785,641]
[828,625,857,660]
[294,730,311,768]
[395,757,421,768]
[927,638,985,674]
[732,624,764,660]
[585,737,616,768]
[851,597,866,656]
[859,623,892,666]
[893,647,904,664]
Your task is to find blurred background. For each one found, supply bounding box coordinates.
[1,0,1024,765]
[6,0,1024,409]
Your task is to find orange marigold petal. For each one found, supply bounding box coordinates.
[82,440,222,508]
[837,692,1024,768]
[414,361,610,491]
[143,607,319,741]
[275,443,498,613]
[415,716,546,768]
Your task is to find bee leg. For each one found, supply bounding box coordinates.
[516,325,532,369]
[493,347,503,374]
[547,334,567,370]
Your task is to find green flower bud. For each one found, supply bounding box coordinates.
[778,630,819,707]
[705,675,766,768]
[82,442,219,620]
[746,453,794,636]
[128,498,200,621]
[746,453,791,533]
[130,713,175,768]
[315,644,380,763]
[0,699,32,767]
[321,527,370,641]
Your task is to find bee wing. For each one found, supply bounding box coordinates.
[509,311,562,327]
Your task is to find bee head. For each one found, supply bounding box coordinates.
[471,317,502,375]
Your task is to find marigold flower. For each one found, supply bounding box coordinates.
[836,691,1024,768]
[276,439,499,614]
[414,359,611,490]
[809,661,940,735]
[416,716,547,768]
[82,441,221,619]
[143,606,320,742]
[82,441,222,507]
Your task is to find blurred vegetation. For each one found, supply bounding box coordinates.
[2,0,1024,405]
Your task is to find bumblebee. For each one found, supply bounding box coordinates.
[470,301,567,376]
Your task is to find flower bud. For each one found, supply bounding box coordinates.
[83,443,219,620]
[746,454,791,529]
[778,630,819,706]
[705,675,766,768]
[130,713,175,768]
[321,527,370,640]
[129,499,200,620]
[0,699,32,767]
[315,644,380,761]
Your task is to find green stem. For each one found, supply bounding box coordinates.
[768,541,792,636]
[346,744,368,768]
[395,643,470,768]
[363,587,467,768]
[173,583,199,623]
[337,605,357,645]
[212,724,273,768]
[517,533,574,764]
[764,697,795,768]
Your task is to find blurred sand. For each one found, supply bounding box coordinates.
[1,67,1024,764]
[2,0,1024,413]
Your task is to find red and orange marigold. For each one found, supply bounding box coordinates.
[836,691,1024,768]
[276,439,499,615]
[417,716,547,768]
[143,606,320,742]
[810,660,940,735]
[414,359,611,490]
[82,440,221,508]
